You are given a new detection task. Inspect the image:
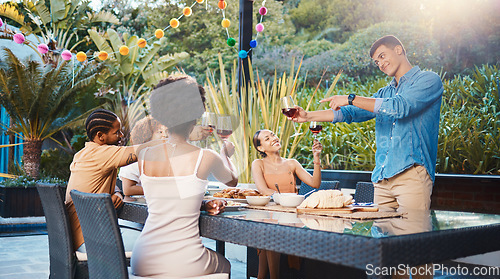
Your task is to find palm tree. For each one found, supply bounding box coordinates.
[0,48,102,179]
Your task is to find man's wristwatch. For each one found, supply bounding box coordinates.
[348,93,356,106]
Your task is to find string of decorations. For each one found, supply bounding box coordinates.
[1,0,268,63]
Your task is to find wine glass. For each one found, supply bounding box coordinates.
[309,121,323,139]
[217,115,233,140]
[281,96,302,137]
[201,112,216,133]
[201,112,216,147]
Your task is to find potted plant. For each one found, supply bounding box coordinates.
[0,175,64,217]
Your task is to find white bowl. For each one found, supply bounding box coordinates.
[279,194,305,207]
[272,193,280,204]
[246,196,271,206]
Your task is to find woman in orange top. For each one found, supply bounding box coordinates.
[251,129,322,279]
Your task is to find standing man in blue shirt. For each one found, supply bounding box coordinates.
[290,35,443,210]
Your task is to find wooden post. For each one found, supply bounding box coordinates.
[238,0,253,94]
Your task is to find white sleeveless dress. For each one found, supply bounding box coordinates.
[130,149,230,278]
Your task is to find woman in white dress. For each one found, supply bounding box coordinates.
[131,74,238,278]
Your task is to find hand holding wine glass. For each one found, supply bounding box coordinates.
[281,96,302,137]
[217,115,233,140]
[309,121,323,138]
[201,112,216,134]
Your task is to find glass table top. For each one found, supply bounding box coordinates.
[125,197,500,238]
[219,207,500,238]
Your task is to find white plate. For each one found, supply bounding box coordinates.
[225,202,248,211]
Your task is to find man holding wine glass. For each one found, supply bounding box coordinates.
[288,35,443,211]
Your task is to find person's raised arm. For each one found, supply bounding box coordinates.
[206,142,238,187]
[293,140,322,188]
[289,107,335,123]
[320,95,376,112]
[251,160,276,196]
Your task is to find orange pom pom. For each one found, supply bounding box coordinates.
[119,46,129,56]
[221,19,230,28]
[183,7,192,16]
[155,29,164,39]
[137,38,147,48]
[218,1,227,9]
[170,18,179,28]
[98,51,108,61]
[76,52,87,62]
[196,0,204,3]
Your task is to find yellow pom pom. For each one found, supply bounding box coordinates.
[218,1,227,9]
[196,0,204,3]
[137,38,147,48]
[221,19,230,28]
[183,7,192,16]
[170,18,179,28]
[119,46,129,56]
[155,29,164,39]
[76,52,87,62]
[98,51,108,61]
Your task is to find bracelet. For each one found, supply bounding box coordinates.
[313,161,321,166]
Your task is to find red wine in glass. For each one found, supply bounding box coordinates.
[282,108,298,118]
[309,125,323,134]
[217,129,233,139]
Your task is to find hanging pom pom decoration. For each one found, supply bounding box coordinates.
[61,50,72,61]
[259,6,268,15]
[183,7,192,16]
[170,18,179,28]
[227,38,236,47]
[196,0,204,3]
[37,44,49,54]
[13,33,25,44]
[218,0,227,10]
[238,50,248,59]
[155,29,164,39]
[221,19,230,28]
[137,38,147,48]
[256,23,264,33]
[250,40,258,48]
[76,52,87,62]
[98,51,109,61]
[119,46,129,56]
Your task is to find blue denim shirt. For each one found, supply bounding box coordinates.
[333,66,443,183]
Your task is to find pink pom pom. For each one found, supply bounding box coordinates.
[0,18,3,28]
[255,23,264,33]
[259,7,267,15]
[37,44,49,54]
[61,50,72,61]
[13,33,25,44]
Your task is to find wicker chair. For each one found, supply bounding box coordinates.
[36,183,88,279]
[70,190,228,279]
[298,180,340,197]
[353,182,374,203]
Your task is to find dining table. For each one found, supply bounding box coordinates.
[118,198,500,278]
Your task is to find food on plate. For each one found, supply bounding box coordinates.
[298,190,353,209]
[213,188,262,199]
[226,201,246,207]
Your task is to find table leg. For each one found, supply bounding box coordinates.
[216,240,226,255]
